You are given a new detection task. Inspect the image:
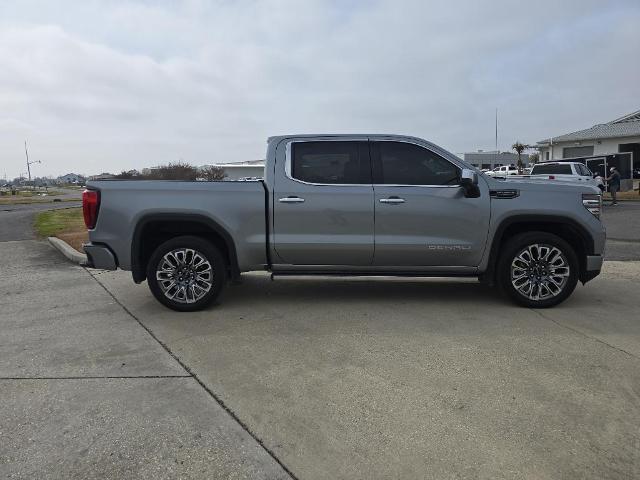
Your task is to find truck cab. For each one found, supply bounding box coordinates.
[267,136,489,271]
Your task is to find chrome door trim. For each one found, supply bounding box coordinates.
[373,184,461,189]
[279,196,305,203]
[283,137,466,188]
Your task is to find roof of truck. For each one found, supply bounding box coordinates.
[267,133,427,143]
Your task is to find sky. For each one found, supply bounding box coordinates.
[1,0,639,179]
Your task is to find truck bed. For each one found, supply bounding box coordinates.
[87,180,268,271]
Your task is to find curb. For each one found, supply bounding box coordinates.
[608,238,640,244]
[48,237,87,265]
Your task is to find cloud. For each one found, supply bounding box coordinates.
[0,0,639,178]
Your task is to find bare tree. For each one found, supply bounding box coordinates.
[147,162,199,181]
[115,169,141,179]
[108,161,224,182]
[199,165,226,181]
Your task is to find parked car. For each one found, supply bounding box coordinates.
[484,165,519,177]
[84,134,605,311]
[527,162,598,186]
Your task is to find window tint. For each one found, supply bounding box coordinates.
[532,163,573,175]
[375,142,459,185]
[291,141,367,184]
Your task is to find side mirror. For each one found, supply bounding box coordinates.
[460,168,480,198]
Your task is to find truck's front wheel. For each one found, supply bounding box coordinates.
[498,232,579,308]
[146,236,227,312]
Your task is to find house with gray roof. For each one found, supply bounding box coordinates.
[537,109,640,172]
[57,173,86,184]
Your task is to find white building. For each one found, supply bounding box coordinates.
[215,160,265,180]
[536,109,640,171]
[89,173,116,180]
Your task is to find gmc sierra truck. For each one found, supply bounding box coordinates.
[83,134,605,311]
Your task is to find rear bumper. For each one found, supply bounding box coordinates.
[84,243,118,270]
[581,254,603,284]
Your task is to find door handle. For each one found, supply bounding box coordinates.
[279,196,305,203]
[379,197,405,204]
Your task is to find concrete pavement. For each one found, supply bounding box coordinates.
[94,263,640,479]
[0,241,291,479]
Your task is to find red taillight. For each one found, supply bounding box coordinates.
[548,175,555,180]
[82,189,100,229]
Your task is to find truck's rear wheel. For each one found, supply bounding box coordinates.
[146,236,227,312]
[498,232,579,308]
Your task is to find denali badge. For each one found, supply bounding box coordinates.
[426,245,472,250]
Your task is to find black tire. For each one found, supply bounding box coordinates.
[498,231,579,308]
[146,235,227,312]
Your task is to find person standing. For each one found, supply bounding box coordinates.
[606,167,621,205]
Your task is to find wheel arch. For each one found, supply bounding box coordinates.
[483,215,594,285]
[131,213,240,283]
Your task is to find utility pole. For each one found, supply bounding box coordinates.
[494,108,498,167]
[25,140,41,189]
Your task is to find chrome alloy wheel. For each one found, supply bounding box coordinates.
[156,248,213,304]
[510,244,570,301]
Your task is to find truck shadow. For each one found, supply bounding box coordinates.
[221,273,501,308]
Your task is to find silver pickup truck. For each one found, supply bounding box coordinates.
[84,134,605,311]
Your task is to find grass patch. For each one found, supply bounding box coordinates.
[34,207,88,252]
[0,197,78,205]
[2,189,64,197]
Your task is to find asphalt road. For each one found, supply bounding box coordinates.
[0,188,81,241]
[0,202,81,241]
[601,202,640,260]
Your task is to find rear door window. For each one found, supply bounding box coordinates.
[291,141,370,184]
[532,164,573,175]
[372,141,459,185]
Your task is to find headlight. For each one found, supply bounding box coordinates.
[582,193,601,219]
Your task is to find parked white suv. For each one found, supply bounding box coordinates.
[484,165,519,177]
[529,162,597,186]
